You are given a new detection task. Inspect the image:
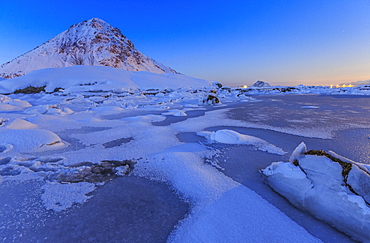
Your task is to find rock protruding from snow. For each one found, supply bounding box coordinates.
[262,144,370,242]
[0,18,178,78]
[252,80,270,87]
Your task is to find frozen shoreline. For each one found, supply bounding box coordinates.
[0,90,369,242]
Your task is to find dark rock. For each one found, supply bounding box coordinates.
[14,86,46,94]
[203,95,220,105]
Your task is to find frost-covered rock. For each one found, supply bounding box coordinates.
[262,144,370,242]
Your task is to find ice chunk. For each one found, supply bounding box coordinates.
[208,129,286,155]
[263,146,370,242]
[289,142,307,163]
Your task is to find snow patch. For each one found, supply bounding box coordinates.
[41,181,96,212]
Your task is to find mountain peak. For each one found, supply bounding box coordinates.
[0,18,178,78]
[89,17,107,23]
[70,18,110,31]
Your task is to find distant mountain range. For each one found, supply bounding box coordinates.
[0,18,179,79]
[341,80,370,86]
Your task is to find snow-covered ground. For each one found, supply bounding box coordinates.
[0,66,370,242]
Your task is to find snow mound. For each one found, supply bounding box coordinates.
[0,128,65,152]
[5,118,38,129]
[262,144,370,242]
[0,94,32,111]
[201,129,286,155]
[0,65,211,93]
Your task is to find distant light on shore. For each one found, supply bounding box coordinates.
[330,84,354,88]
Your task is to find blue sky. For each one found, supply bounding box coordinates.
[0,0,369,86]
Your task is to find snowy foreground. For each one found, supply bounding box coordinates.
[1,66,370,242]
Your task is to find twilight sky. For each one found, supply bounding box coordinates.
[0,0,369,86]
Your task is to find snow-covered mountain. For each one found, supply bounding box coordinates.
[0,18,179,79]
[252,80,270,87]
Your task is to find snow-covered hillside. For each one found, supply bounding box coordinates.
[0,66,210,93]
[0,18,178,79]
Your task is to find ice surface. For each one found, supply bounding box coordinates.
[228,95,370,139]
[41,181,96,212]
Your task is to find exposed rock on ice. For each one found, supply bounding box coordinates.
[56,160,135,183]
[203,95,220,105]
[262,144,370,242]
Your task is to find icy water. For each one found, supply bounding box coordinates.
[227,94,370,163]
[204,95,369,242]
[175,94,370,242]
[0,177,189,243]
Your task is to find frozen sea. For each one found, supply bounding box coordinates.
[1,93,369,242]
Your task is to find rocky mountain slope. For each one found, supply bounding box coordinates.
[0,18,178,78]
